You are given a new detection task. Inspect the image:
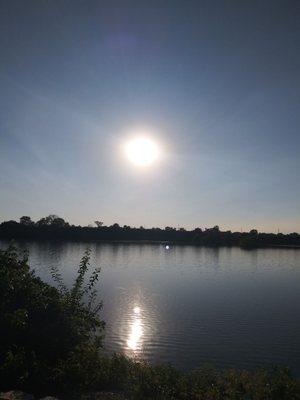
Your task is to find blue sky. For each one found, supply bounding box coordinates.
[0,0,299,232]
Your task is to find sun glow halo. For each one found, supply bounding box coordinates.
[125,137,159,167]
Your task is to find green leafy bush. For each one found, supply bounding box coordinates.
[0,244,105,395]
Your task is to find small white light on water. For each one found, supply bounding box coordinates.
[165,245,170,250]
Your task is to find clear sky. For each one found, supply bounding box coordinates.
[0,0,299,232]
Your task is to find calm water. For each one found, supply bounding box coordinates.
[1,240,300,374]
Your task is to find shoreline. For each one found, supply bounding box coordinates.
[1,237,300,249]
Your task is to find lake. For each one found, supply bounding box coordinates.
[1,240,300,374]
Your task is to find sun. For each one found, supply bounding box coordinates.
[124,137,159,167]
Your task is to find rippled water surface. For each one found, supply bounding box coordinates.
[1,241,300,373]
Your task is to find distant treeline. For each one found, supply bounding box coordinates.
[0,215,299,248]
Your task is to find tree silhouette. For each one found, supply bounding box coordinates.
[20,216,33,225]
[37,214,68,227]
[94,221,103,227]
[0,216,299,248]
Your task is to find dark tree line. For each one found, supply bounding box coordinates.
[0,215,299,248]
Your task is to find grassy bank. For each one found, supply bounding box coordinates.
[1,245,300,400]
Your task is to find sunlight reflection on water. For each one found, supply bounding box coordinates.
[127,305,143,352]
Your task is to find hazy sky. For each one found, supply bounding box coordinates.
[0,0,299,232]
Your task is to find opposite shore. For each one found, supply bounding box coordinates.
[1,215,299,249]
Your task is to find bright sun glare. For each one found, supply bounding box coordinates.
[125,137,159,167]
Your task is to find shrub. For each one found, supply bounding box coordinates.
[0,244,105,395]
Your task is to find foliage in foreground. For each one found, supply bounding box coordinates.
[0,244,104,394]
[0,245,300,399]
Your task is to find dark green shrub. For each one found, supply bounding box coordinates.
[0,244,105,395]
